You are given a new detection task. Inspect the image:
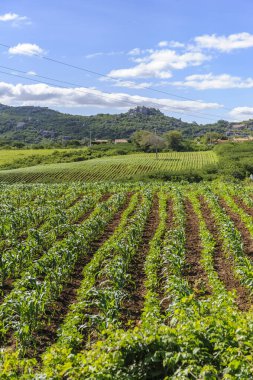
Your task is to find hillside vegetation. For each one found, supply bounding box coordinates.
[0,103,232,145]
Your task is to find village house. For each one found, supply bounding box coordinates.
[114,139,128,144]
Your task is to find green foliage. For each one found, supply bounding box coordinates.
[131,130,166,152]
[164,130,183,151]
[201,132,223,144]
[0,182,252,378]
[0,145,136,170]
[214,141,253,180]
[0,103,228,145]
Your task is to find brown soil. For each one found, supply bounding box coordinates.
[27,192,132,358]
[159,198,174,312]
[67,193,84,208]
[120,194,160,327]
[223,197,253,259]
[75,193,111,225]
[183,199,211,297]
[199,196,251,311]
[233,196,253,218]
[0,279,13,304]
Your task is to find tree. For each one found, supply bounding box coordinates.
[131,130,165,152]
[202,132,222,144]
[164,130,183,151]
[217,119,229,128]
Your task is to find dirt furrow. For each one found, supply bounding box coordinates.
[222,197,253,259]
[121,194,160,327]
[0,194,113,305]
[0,279,13,304]
[28,192,132,358]
[199,196,251,311]
[183,199,211,297]
[159,198,174,312]
[67,193,84,208]
[233,196,253,218]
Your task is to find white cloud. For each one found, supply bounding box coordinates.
[158,41,168,47]
[158,40,184,48]
[0,81,222,114]
[194,32,253,52]
[8,43,45,56]
[0,12,30,26]
[128,48,141,56]
[99,76,154,89]
[86,50,124,59]
[112,80,153,89]
[172,73,253,90]
[26,71,37,76]
[85,52,104,59]
[0,12,19,21]
[229,107,253,121]
[108,49,210,79]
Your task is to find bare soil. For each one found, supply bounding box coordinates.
[159,198,174,312]
[233,196,253,218]
[0,279,13,304]
[183,199,211,297]
[223,197,253,259]
[67,193,84,208]
[120,194,160,327]
[199,196,251,311]
[25,193,132,358]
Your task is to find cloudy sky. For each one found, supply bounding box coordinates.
[1,0,253,122]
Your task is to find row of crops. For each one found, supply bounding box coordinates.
[0,181,253,378]
[0,151,217,183]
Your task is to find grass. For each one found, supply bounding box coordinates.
[0,151,218,183]
[0,149,59,166]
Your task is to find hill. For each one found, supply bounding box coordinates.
[0,104,228,145]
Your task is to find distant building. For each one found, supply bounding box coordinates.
[232,136,253,142]
[217,136,253,144]
[114,139,128,144]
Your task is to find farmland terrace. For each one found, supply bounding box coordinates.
[0,151,217,183]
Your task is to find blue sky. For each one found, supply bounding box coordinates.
[1,0,253,123]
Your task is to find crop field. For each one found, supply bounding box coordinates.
[0,149,62,167]
[0,151,217,183]
[0,181,253,379]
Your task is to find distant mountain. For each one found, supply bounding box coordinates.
[0,104,240,144]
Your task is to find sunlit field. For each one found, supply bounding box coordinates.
[0,151,217,183]
[0,181,252,378]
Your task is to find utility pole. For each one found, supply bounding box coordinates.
[83,122,92,147]
[89,128,92,147]
[155,128,158,160]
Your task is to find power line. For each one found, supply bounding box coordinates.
[0,41,232,116]
[0,64,226,120]
[0,67,221,122]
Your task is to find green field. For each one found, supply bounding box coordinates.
[0,151,217,183]
[0,149,60,166]
[0,181,253,378]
